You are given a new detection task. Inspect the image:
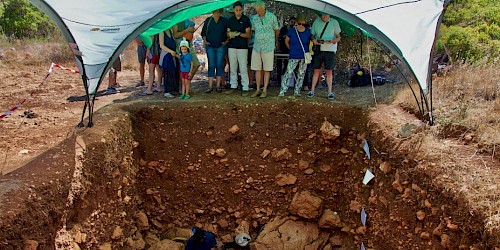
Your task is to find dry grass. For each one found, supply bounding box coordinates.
[390,62,500,240]
[395,63,500,148]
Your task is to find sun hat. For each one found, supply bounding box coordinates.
[179,39,190,49]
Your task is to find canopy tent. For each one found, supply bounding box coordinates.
[29,0,449,127]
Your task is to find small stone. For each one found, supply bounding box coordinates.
[304,168,315,175]
[420,232,430,240]
[136,211,149,229]
[339,148,349,154]
[98,243,112,250]
[215,148,226,158]
[392,180,403,193]
[356,226,367,235]
[319,209,342,228]
[261,149,271,159]
[228,125,240,134]
[433,223,443,236]
[349,200,362,213]
[148,161,159,168]
[447,221,459,231]
[417,210,425,220]
[275,173,297,186]
[441,234,452,249]
[320,121,341,141]
[111,226,123,240]
[206,131,213,136]
[298,159,309,170]
[424,199,432,208]
[218,218,229,228]
[320,164,331,172]
[379,162,391,174]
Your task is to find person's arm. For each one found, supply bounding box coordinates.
[285,36,290,50]
[159,31,177,55]
[201,18,209,46]
[173,24,195,39]
[240,26,251,39]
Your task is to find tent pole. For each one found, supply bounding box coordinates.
[370,38,425,118]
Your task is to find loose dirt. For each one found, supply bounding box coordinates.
[0,45,498,249]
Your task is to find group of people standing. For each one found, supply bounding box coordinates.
[129,0,341,100]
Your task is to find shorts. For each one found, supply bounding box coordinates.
[180,71,191,80]
[137,45,147,63]
[112,57,121,71]
[312,51,335,70]
[251,51,274,71]
[148,55,160,65]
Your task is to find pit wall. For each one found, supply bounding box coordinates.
[61,104,144,249]
[367,105,500,247]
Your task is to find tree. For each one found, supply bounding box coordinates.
[0,0,55,38]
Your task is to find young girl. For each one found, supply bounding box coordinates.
[178,39,194,99]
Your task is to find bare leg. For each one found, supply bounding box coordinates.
[311,68,321,93]
[139,63,145,82]
[146,63,155,93]
[216,76,222,89]
[263,71,270,93]
[208,77,214,89]
[325,70,333,93]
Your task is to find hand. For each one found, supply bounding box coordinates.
[187,26,195,32]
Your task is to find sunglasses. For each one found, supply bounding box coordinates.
[297,23,306,26]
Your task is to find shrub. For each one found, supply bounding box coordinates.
[0,0,55,38]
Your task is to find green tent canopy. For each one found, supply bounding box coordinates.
[29,0,449,127]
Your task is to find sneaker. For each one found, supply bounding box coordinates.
[139,90,153,96]
[225,88,236,95]
[250,91,261,98]
[153,87,161,93]
[184,95,191,100]
[111,83,121,88]
[163,93,174,98]
[294,92,301,97]
[178,94,185,99]
[278,92,285,97]
[327,92,335,100]
[106,87,117,94]
[260,92,267,98]
[135,81,145,87]
[306,91,315,98]
[216,87,222,93]
[205,88,213,93]
[241,91,249,97]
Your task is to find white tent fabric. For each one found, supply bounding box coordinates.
[30,0,445,95]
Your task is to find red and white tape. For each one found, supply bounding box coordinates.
[0,63,79,120]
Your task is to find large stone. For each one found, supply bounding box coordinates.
[254,218,323,250]
[235,220,250,235]
[144,233,160,247]
[275,173,297,186]
[149,239,184,250]
[289,191,323,219]
[320,121,341,141]
[318,209,342,229]
[136,211,149,229]
[164,227,193,240]
[98,243,112,250]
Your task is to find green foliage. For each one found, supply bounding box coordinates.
[437,0,499,63]
[0,0,55,38]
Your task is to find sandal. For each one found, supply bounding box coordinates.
[184,95,191,100]
[178,94,185,99]
[216,87,222,93]
[306,91,315,98]
[205,88,213,93]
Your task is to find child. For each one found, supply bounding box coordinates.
[178,39,193,99]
